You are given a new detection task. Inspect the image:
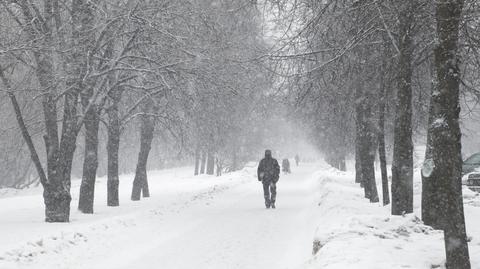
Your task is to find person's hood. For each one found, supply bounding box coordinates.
[265,150,272,159]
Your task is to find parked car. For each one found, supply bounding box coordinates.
[463,153,480,175]
[462,153,480,192]
[463,169,480,192]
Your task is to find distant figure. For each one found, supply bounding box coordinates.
[295,154,300,166]
[282,158,291,174]
[257,150,280,209]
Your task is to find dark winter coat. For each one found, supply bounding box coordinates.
[258,156,280,183]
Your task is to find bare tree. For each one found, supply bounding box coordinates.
[423,0,471,267]
[391,1,416,215]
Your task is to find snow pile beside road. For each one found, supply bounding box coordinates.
[305,166,447,269]
[0,165,257,269]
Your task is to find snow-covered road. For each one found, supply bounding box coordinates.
[113,164,319,269]
[0,163,321,269]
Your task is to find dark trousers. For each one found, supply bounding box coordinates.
[263,181,277,205]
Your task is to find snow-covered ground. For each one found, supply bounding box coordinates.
[305,166,446,268]
[0,163,322,269]
[1,160,480,268]
[305,161,480,269]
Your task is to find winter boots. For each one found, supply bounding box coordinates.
[265,200,275,209]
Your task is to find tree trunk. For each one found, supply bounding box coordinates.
[378,108,390,206]
[232,147,238,171]
[37,57,74,223]
[194,146,200,175]
[391,3,414,215]
[101,36,121,207]
[200,151,207,174]
[131,108,154,201]
[355,77,379,203]
[355,86,363,186]
[355,149,362,185]
[421,61,439,226]
[44,91,79,222]
[339,157,346,172]
[206,150,215,175]
[429,0,470,267]
[107,100,121,206]
[0,67,48,189]
[10,0,92,222]
[0,68,71,221]
[216,158,222,176]
[360,103,379,203]
[337,115,348,173]
[76,0,99,212]
[379,36,390,206]
[78,105,100,213]
[35,19,69,222]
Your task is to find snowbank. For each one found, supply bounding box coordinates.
[305,163,480,269]
[0,165,257,269]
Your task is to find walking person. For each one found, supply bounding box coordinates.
[282,158,291,174]
[257,150,280,209]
